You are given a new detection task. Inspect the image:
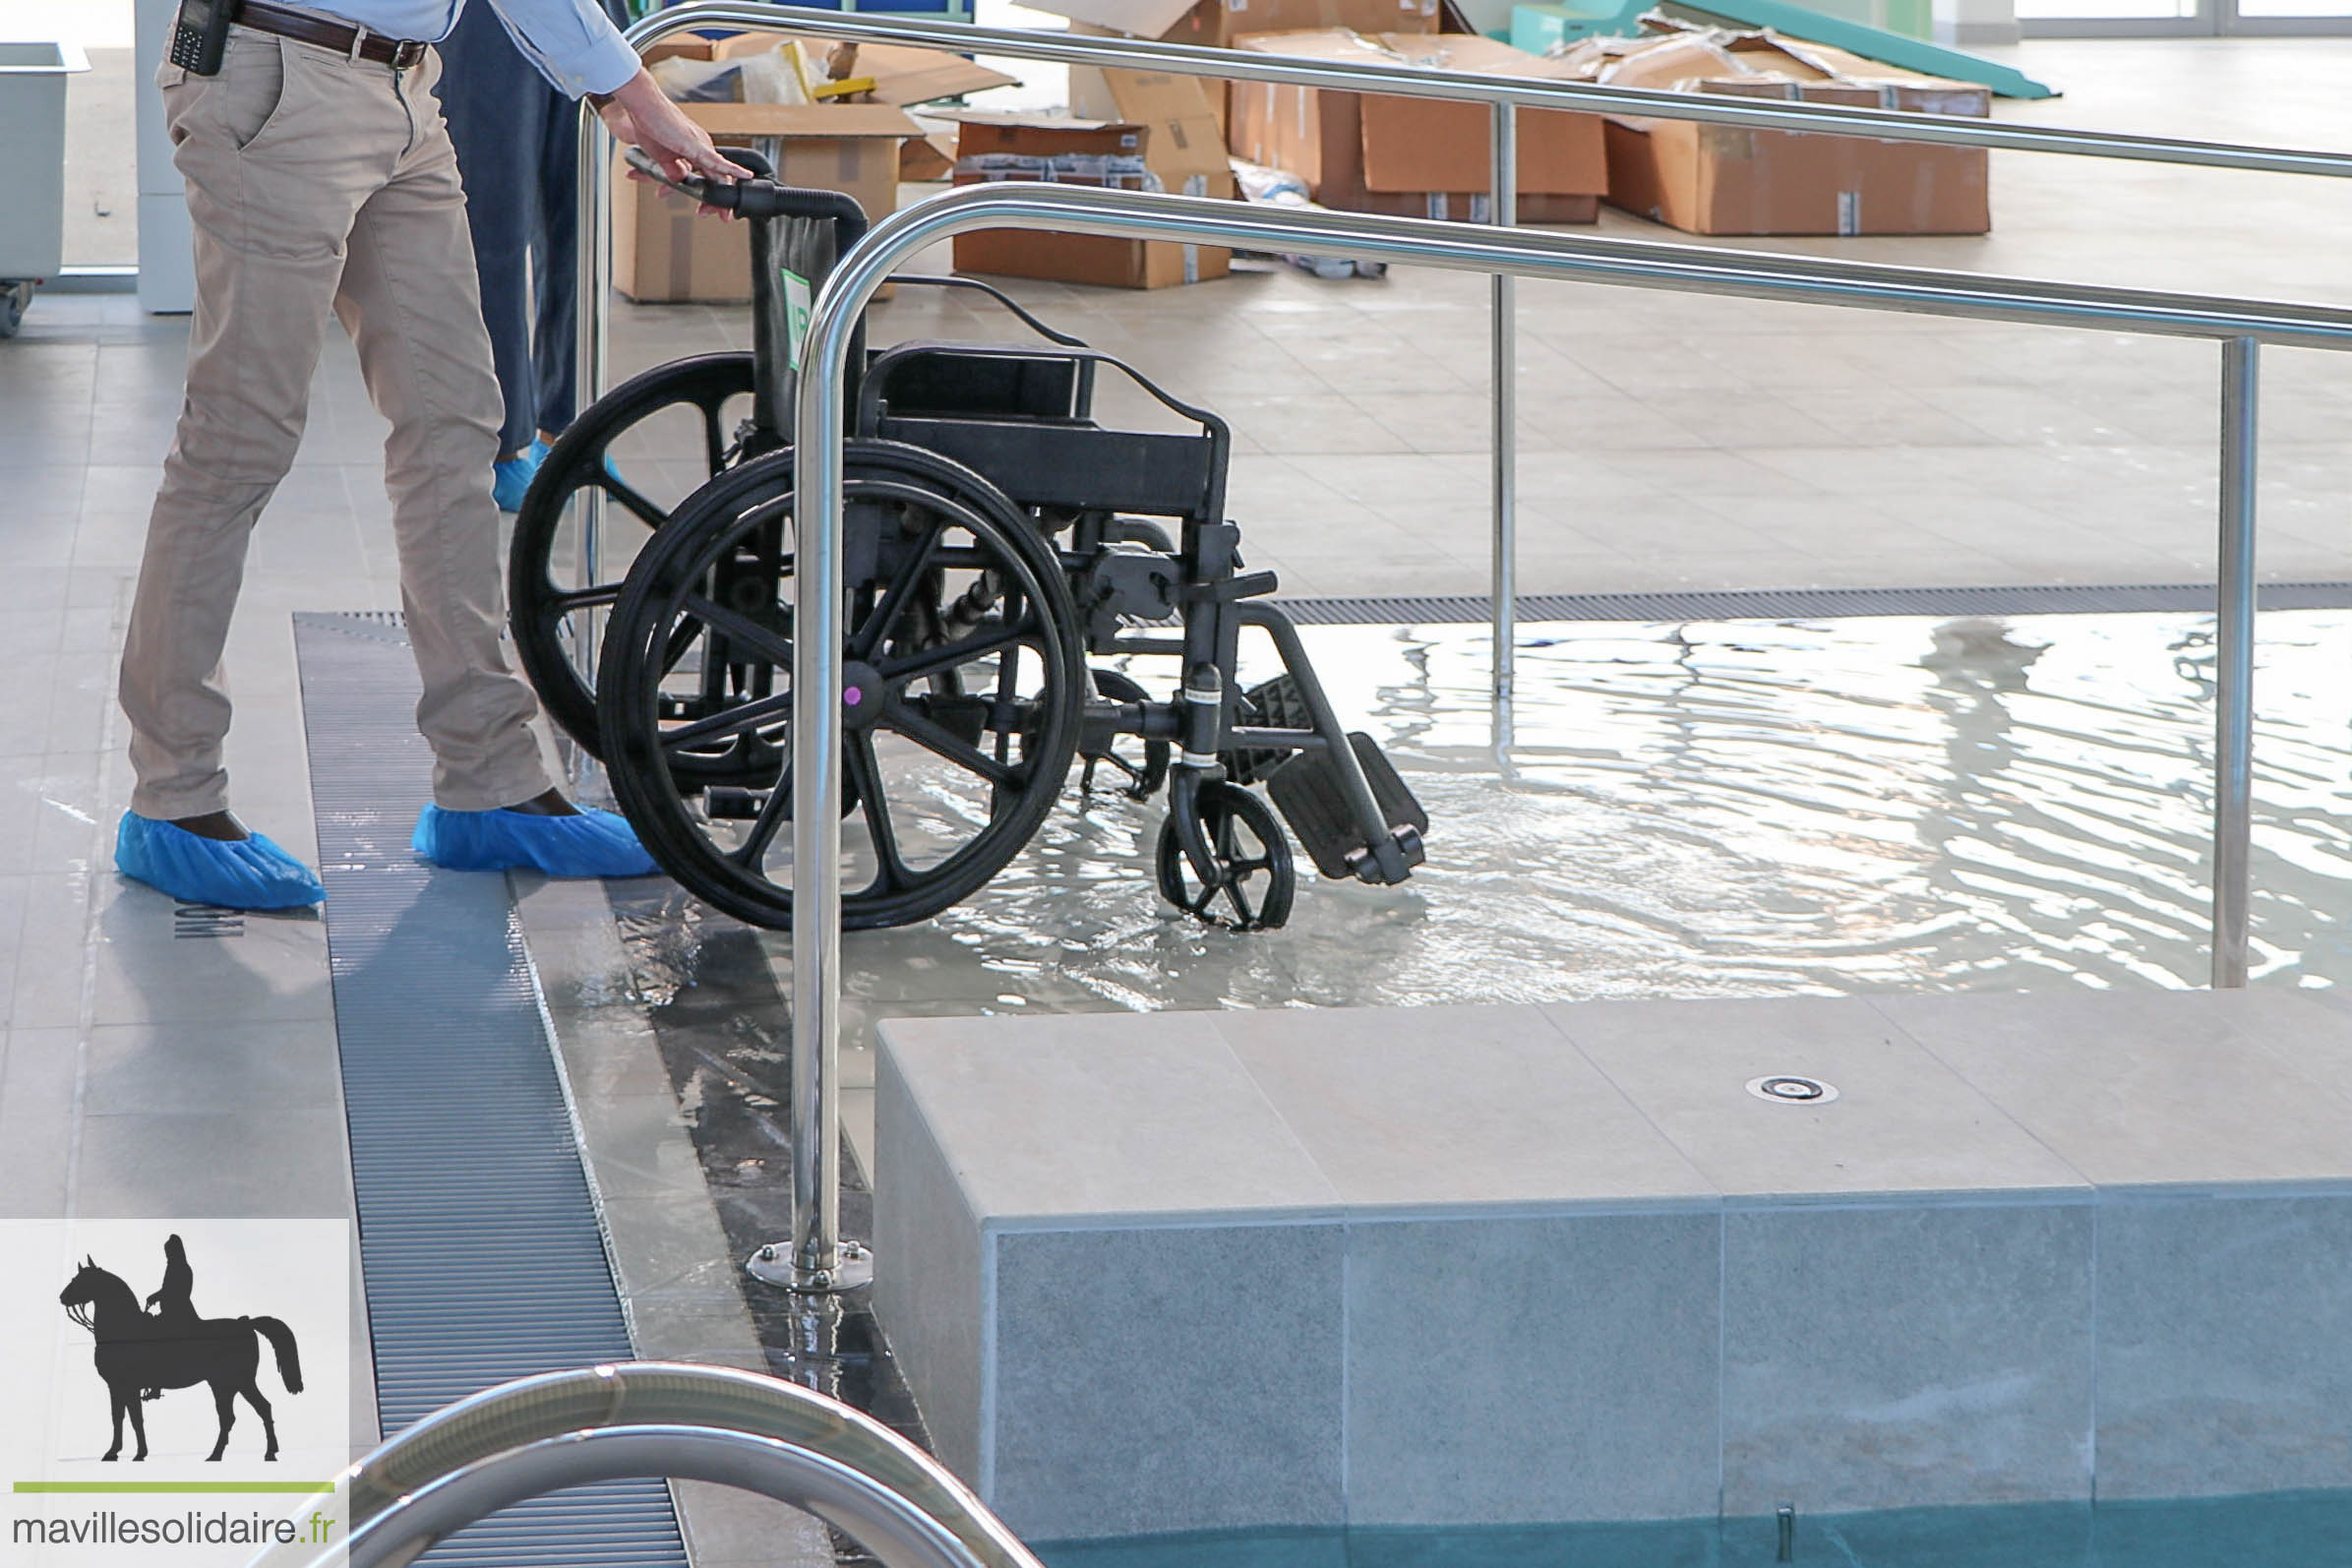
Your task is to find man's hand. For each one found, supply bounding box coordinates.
[596,68,754,195]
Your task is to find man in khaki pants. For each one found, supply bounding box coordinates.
[115,0,748,909]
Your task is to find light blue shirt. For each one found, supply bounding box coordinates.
[307,0,640,98]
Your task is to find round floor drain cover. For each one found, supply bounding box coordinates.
[1747,1074,1838,1104]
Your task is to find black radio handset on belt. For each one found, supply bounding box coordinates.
[169,0,237,76]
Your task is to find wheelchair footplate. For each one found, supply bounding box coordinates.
[1266,734,1428,885]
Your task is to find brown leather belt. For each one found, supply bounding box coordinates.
[233,0,430,69]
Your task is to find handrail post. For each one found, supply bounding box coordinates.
[1489,101,1518,750]
[2211,334,2259,990]
[780,224,884,1299]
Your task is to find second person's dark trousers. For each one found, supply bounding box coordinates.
[434,0,582,456]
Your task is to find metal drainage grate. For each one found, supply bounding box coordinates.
[295,613,688,1568]
[1270,580,2352,626]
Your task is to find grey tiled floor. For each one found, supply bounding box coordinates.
[0,30,2346,1517]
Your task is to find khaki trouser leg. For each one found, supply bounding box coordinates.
[120,35,353,821]
[334,54,550,814]
[120,35,551,821]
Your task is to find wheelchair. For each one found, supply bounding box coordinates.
[508,151,1426,933]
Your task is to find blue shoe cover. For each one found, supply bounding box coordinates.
[113,813,326,910]
[492,439,549,513]
[412,803,659,879]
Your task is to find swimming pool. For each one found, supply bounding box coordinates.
[607,609,2352,1562]
[814,608,2352,1034]
[1032,1488,2352,1567]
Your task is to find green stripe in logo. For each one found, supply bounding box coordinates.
[13,1481,333,1494]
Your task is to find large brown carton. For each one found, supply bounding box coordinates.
[614,102,917,302]
[1601,118,1987,235]
[1228,31,1607,223]
[945,115,1233,289]
[1586,27,1990,235]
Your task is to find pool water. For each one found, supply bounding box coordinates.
[816,609,2352,1036]
[1031,1489,2352,1566]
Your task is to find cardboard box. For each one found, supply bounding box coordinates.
[1063,0,1438,129]
[1601,117,1987,234]
[1227,31,1607,223]
[1017,0,1435,44]
[1058,67,1236,199]
[702,31,1020,106]
[1587,27,1990,235]
[1158,0,1440,50]
[945,114,1233,289]
[901,122,959,182]
[614,101,918,302]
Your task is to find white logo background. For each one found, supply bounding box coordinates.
[2,1220,353,1568]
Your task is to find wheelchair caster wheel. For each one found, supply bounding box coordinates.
[1157,781,1295,932]
[1080,668,1169,801]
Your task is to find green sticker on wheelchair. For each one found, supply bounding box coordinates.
[780,267,812,371]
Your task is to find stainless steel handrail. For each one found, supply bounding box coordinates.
[776,179,2352,1287]
[266,1362,1044,1568]
[577,2,2352,754]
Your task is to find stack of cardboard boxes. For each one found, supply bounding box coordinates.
[614,31,1014,302]
[1225,30,1608,224]
[616,4,1998,301]
[941,64,1238,289]
[1559,25,1991,235]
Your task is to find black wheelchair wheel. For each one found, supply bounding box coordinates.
[597,440,1086,932]
[509,352,757,759]
[1156,781,1296,932]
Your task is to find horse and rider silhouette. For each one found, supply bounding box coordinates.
[58,1236,303,1462]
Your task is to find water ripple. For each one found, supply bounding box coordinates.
[783,610,2352,1034]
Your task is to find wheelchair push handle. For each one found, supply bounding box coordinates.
[623,145,871,250]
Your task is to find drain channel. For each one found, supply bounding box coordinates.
[295,613,688,1568]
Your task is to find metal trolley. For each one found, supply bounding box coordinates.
[509,151,1425,932]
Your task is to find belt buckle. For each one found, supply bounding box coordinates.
[391,38,425,69]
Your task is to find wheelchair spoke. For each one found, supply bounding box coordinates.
[993,631,1023,769]
[876,622,1031,687]
[851,520,946,663]
[880,699,1019,788]
[598,470,674,532]
[682,594,796,670]
[662,690,794,754]
[701,402,732,475]
[730,764,794,868]
[847,734,916,893]
[548,583,622,614]
[658,612,709,679]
